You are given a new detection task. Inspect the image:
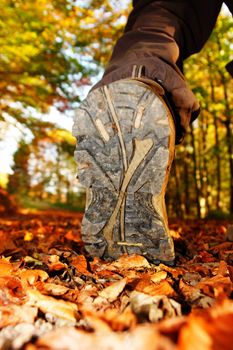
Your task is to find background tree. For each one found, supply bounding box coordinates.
[1,2,233,217]
[167,15,233,218]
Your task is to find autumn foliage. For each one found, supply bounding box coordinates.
[0,211,232,349]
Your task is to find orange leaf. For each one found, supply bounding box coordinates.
[20,269,49,286]
[0,258,13,277]
[111,254,150,270]
[136,276,176,297]
[71,255,90,275]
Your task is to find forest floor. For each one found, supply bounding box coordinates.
[0,210,233,350]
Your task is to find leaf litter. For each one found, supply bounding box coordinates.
[0,211,232,350]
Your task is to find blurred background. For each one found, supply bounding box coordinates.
[0,0,233,219]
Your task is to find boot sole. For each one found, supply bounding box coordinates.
[72,79,175,264]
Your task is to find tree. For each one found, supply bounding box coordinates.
[175,14,233,217]
[8,140,31,196]
[0,0,129,131]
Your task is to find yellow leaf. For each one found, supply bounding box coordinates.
[24,231,34,241]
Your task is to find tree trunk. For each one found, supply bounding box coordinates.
[208,62,221,210]
[200,113,211,215]
[190,125,201,218]
[173,159,184,218]
[0,187,17,214]
[215,37,233,214]
[220,72,233,213]
[184,154,191,217]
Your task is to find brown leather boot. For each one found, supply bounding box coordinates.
[72,79,175,265]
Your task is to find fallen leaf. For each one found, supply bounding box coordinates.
[1,212,233,349]
[77,284,98,310]
[23,256,43,267]
[36,325,175,350]
[226,225,233,241]
[196,275,232,299]
[26,289,78,322]
[82,311,112,332]
[178,300,233,350]
[158,264,185,279]
[157,316,187,336]
[0,323,38,350]
[111,254,151,270]
[0,258,13,277]
[37,282,69,296]
[65,229,82,243]
[170,229,181,239]
[212,260,229,277]
[0,231,17,255]
[94,278,127,306]
[136,276,176,297]
[20,269,49,286]
[71,255,90,275]
[47,255,68,271]
[102,307,137,331]
[219,250,233,263]
[179,279,214,308]
[151,271,168,284]
[0,304,37,328]
[24,231,34,241]
[130,291,181,322]
[0,276,26,302]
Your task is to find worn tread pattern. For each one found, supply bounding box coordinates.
[72,79,175,264]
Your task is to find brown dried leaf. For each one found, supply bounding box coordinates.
[94,278,127,305]
[102,307,137,331]
[77,285,98,310]
[219,250,233,263]
[0,304,37,328]
[228,265,233,282]
[157,316,187,336]
[26,289,78,322]
[226,225,233,241]
[179,279,214,308]
[82,311,112,332]
[110,254,150,270]
[46,255,67,271]
[151,271,168,283]
[197,275,232,299]
[37,282,69,296]
[20,269,49,286]
[36,325,175,350]
[214,260,229,276]
[136,276,176,297]
[64,229,82,243]
[158,264,185,279]
[184,264,212,277]
[0,231,18,255]
[71,255,90,275]
[0,276,26,303]
[130,291,181,322]
[178,300,233,350]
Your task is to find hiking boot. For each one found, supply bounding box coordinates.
[72,79,175,265]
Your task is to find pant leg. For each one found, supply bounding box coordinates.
[93,1,223,141]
